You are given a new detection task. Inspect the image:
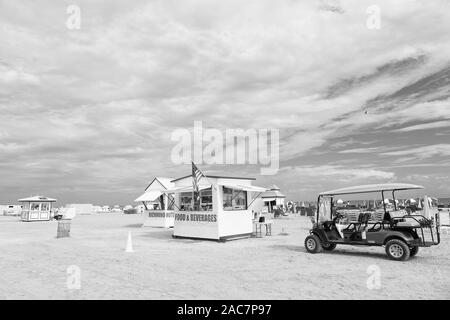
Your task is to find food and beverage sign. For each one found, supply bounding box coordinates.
[148,211,175,218]
[175,213,217,222]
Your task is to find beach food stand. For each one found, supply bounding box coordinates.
[18,196,56,222]
[163,174,267,241]
[135,177,176,228]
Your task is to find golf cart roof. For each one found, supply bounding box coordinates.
[319,183,424,196]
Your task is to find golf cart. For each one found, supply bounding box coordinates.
[305,183,440,261]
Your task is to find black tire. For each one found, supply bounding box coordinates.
[322,242,337,251]
[385,239,410,261]
[410,246,419,257]
[305,235,322,254]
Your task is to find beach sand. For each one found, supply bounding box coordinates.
[0,213,448,300]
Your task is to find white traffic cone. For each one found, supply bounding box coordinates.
[125,231,134,253]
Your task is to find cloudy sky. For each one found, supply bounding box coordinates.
[1,0,450,205]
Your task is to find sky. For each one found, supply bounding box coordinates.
[1,0,450,205]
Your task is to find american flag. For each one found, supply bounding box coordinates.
[192,161,206,201]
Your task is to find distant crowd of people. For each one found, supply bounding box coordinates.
[252,202,318,220]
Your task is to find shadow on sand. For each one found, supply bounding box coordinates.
[269,244,308,253]
[328,249,388,260]
[137,229,173,240]
[270,244,390,260]
[123,224,144,228]
[137,229,204,244]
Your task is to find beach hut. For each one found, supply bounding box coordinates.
[18,196,56,222]
[163,174,267,241]
[261,185,286,213]
[135,177,176,228]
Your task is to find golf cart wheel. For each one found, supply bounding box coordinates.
[385,239,410,261]
[322,242,337,251]
[410,246,419,257]
[305,235,322,254]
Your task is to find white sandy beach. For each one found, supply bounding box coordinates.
[0,213,448,300]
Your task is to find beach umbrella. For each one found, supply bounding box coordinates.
[384,198,391,204]
[319,198,331,220]
[428,197,438,207]
[409,198,417,204]
[423,196,431,219]
[337,199,344,205]
[417,198,422,210]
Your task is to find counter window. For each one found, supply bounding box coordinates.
[200,188,212,211]
[30,203,40,211]
[180,192,193,211]
[40,203,50,211]
[179,189,212,211]
[223,187,247,211]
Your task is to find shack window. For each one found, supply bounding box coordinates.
[179,189,212,211]
[223,187,247,211]
[200,188,212,211]
[180,192,193,211]
[40,203,50,211]
[30,203,40,211]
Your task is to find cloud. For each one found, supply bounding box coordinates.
[382,144,450,160]
[0,63,40,85]
[393,120,450,132]
[339,146,395,154]
[0,0,450,202]
[281,165,395,181]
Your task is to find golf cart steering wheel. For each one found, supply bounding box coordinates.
[333,212,345,223]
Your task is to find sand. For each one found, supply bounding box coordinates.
[0,213,449,300]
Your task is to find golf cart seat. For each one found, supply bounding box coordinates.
[383,211,404,227]
[342,212,371,240]
[353,212,371,231]
[383,210,428,228]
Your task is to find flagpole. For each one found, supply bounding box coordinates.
[191,160,214,211]
[191,161,196,211]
